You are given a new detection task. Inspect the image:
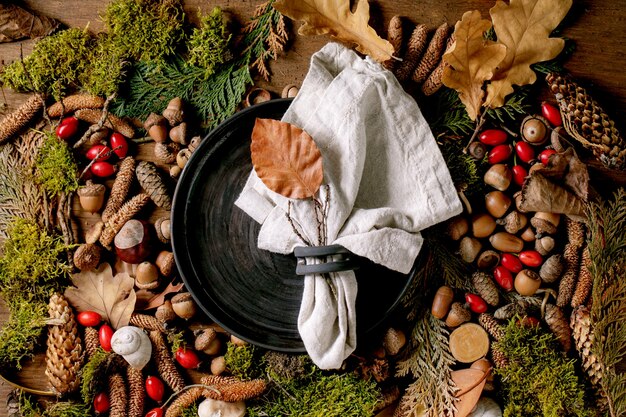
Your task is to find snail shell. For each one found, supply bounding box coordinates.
[111,326,152,369]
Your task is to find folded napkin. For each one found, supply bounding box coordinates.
[235,42,462,369]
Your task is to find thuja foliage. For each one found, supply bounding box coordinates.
[187,7,232,80]
[224,341,265,380]
[495,319,593,417]
[439,138,487,199]
[80,349,109,407]
[20,392,90,417]
[180,404,199,417]
[35,131,79,196]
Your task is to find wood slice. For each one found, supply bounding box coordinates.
[449,323,490,363]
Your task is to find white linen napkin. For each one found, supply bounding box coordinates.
[235,42,462,369]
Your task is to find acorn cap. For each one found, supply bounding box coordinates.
[144,112,167,130]
[77,180,105,197]
[73,243,101,271]
[169,122,188,145]
[155,217,171,244]
[155,300,176,323]
[382,327,406,356]
[194,328,217,351]
[156,251,175,277]
[163,97,184,126]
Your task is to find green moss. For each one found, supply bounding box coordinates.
[223,341,265,380]
[81,34,127,97]
[0,28,91,100]
[186,7,231,80]
[496,320,594,417]
[167,329,186,355]
[80,348,109,406]
[265,351,314,384]
[180,404,199,417]
[0,299,47,369]
[35,132,79,196]
[20,392,90,417]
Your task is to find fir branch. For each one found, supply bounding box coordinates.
[430,88,474,137]
[485,86,532,124]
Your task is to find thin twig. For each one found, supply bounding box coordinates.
[73,93,116,149]
[78,145,122,179]
[463,110,488,154]
[286,201,311,246]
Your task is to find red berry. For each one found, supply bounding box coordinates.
[519,250,543,268]
[539,149,557,165]
[175,347,201,369]
[488,144,513,164]
[56,117,79,140]
[86,144,112,161]
[518,316,541,328]
[541,102,562,127]
[493,265,514,292]
[145,408,164,417]
[479,129,508,146]
[501,253,523,274]
[99,324,114,352]
[511,165,528,187]
[145,376,165,402]
[514,141,535,163]
[91,161,116,178]
[93,392,110,414]
[77,311,102,327]
[465,293,488,313]
[110,133,129,158]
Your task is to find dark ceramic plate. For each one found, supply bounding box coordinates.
[171,99,417,352]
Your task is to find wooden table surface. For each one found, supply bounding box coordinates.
[1,0,625,411]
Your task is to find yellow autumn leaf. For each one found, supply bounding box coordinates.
[485,0,572,108]
[273,0,393,62]
[442,11,507,121]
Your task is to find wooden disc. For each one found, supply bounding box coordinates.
[449,323,490,363]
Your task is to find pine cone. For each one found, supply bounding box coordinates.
[149,330,185,392]
[546,72,626,169]
[154,142,181,165]
[383,16,403,71]
[571,306,603,386]
[200,375,267,402]
[412,22,450,85]
[494,298,537,320]
[45,293,83,396]
[0,94,43,144]
[544,303,571,352]
[102,157,136,223]
[130,313,165,332]
[571,246,592,307]
[421,34,455,96]
[557,243,581,307]
[356,357,390,382]
[99,193,151,248]
[84,326,100,360]
[478,313,504,341]
[165,387,204,417]
[490,346,509,368]
[47,94,105,118]
[108,373,128,417]
[472,272,499,306]
[127,366,145,417]
[394,24,428,82]
[75,108,136,138]
[566,218,586,249]
[136,161,172,210]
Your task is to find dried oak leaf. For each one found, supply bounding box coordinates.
[251,118,323,199]
[136,282,184,310]
[442,11,507,121]
[451,368,487,417]
[485,0,572,108]
[273,0,393,62]
[65,263,136,329]
[0,4,60,43]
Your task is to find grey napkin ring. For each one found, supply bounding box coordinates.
[294,244,359,275]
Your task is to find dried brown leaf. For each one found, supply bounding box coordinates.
[442,11,507,120]
[251,118,323,199]
[273,0,394,62]
[485,0,572,108]
[0,4,60,43]
[451,368,487,417]
[64,263,136,329]
[136,282,185,310]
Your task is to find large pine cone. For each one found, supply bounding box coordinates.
[571,306,603,386]
[472,272,499,306]
[136,161,172,210]
[545,303,571,352]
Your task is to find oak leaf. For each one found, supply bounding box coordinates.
[451,368,488,417]
[251,118,323,199]
[442,11,507,120]
[136,281,184,310]
[64,263,136,329]
[273,0,393,62]
[485,0,572,108]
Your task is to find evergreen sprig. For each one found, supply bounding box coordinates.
[431,88,475,136]
[486,86,532,123]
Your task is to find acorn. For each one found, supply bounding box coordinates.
[77,181,106,213]
[445,302,471,327]
[515,269,541,295]
[194,328,217,351]
[513,191,527,213]
[245,88,271,107]
[188,136,202,153]
[176,148,192,169]
[135,261,159,290]
[281,84,300,98]
[203,337,222,356]
[459,236,482,263]
[211,356,227,375]
[155,217,171,244]
[489,232,524,253]
[468,141,487,160]
[472,213,496,238]
[520,226,536,242]
[447,216,469,241]
[230,335,247,346]
[530,212,560,236]
[476,250,501,270]
[144,113,168,143]
[431,286,454,319]
[169,122,188,145]
[73,243,101,271]
[496,211,527,234]
[485,191,511,218]
[163,97,184,126]
[170,165,182,179]
[484,164,512,191]
[521,115,548,146]
[155,300,176,323]
[535,236,555,256]
[383,328,406,356]
[155,251,175,277]
[171,292,197,319]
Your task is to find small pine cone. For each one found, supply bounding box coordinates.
[394,24,428,82]
[130,313,165,332]
[421,34,455,96]
[45,293,83,396]
[127,366,146,417]
[102,157,136,223]
[478,313,505,341]
[566,218,586,249]
[136,161,172,210]
[490,347,509,368]
[0,94,43,144]
[356,357,390,383]
[571,306,603,386]
[74,108,135,138]
[84,327,100,360]
[571,246,592,308]
[154,142,181,165]
[544,303,571,352]
[47,94,105,118]
[200,375,267,402]
[412,22,450,85]
[99,193,151,248]
[383,16,403,71]
[494,299,535,320]
[108,373,128,417]
[165,387,204,417]
[149,330,186,392]
[557,243,581,307]
[472,272,499,306]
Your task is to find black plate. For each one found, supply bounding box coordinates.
[172,99,417,352]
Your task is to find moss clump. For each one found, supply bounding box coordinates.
[81,34,127,97]
[0,28,91,100]
[223,341,265,380]
[80,348,110,407]
[0,299,47,369]
[495,320,594,417]
[180,404,199,417]
[20,392,90,417]
[265,351,314,384]
[167,329,186,355]
[186,7,231,80]
[35,132,79,196]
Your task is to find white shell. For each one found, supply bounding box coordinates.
[111,326,152,369]
[197,399,245,417]
[468,397,503,417]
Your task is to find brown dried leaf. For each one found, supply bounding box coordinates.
[64,263,136,329]
[0,4,60,43]
[442,11,507,120]
[485,0,572,108]
[251,118,323,199]
[136,282,185,310]
[273,0,394,62]
[451,368,487,417]
[533,148,590,201]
